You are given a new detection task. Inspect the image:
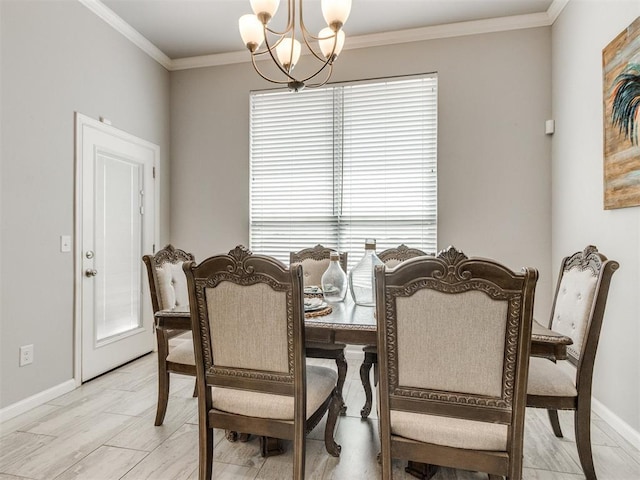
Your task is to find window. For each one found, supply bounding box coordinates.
[250,75,437,267]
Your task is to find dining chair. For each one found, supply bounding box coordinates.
[184,245,342,480]
[290,244,348,288]
[375,246,538,479]
[527,245,619,480]
[290,244,349,414]
[360,244,429,419]
[142,244,196,426]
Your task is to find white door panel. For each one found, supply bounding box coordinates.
[76,114,157,382]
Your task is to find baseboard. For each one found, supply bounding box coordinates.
[592,397,640,451]
[0,379,76,423]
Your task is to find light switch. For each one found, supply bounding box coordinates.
[545,119,555,135]
[60,235,72,253]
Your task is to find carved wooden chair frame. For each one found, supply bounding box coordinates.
[142,244,196,426]
[527,245,619,480]
[375,246,537,480]
[184,246,341,480]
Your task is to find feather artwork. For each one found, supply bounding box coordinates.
[611,63,640,145]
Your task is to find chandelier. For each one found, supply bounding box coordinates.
[238,0,352,92]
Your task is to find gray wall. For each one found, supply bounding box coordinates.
[0,0,170,408]
[552,1,640,434]
[171,27,554,317]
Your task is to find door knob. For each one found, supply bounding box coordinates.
[85,269,98,277]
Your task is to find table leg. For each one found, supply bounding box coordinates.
[360,350,376,419]
[260,436,285,457]
[225,431,251,443]
[405,461,439,479]
[336,351,348,415]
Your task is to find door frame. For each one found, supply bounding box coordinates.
[73,112,160,386]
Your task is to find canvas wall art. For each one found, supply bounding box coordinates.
[603,16,640,210]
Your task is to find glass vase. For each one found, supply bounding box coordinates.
[321,252,347,303]
[348,239,382,306]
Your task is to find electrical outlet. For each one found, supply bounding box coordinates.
[19,344,34,366]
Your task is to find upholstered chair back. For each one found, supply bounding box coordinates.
[290,244,347,287]
[206,281,290,373]
[375,246,537,474]
[143,245,194,312]
[378,244,429,268]
[548,245,619,364]
[396,288,510,398]
[186,245,304,393]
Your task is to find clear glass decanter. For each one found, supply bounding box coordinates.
[348,239,383,306]
[321,252,347,303]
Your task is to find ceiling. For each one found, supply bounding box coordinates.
[90,0,563,70]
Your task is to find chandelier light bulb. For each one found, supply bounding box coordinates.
[318,28,345,60]
[276,37,301,70]
[239,14,265,51]
[250,0,280,23]
[321,0,352,30]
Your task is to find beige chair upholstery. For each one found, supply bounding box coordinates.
[289,244,348,287]
[143,245,196,426]
[185,246,341,480]
[527,246,619,480]
[290,245,349,415]
[375,246,538,480]
[360,244,429,419]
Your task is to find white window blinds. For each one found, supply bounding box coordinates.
[250,75,437,267]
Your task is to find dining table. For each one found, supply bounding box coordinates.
[154,295,572,458]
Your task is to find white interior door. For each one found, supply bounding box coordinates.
[76,113,157,382]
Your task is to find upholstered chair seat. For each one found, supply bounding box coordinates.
[212,366,337,420]
[528,357,577,397]
[166,339,196,366]
[391,411,508,451]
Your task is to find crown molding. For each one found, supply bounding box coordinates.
[546,0,571,24]
[344,12,552,52]
[78,0,172,70]
[81,0,570,72]
[171,11,552,71]
[171,51,249,71]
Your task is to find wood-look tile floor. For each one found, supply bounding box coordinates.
[1,347,640,480]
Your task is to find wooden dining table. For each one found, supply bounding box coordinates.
[155,296,572,458]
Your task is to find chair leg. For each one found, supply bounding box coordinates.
[192,380,198,398]
[547,408,563,437]
[360,351,375,419]
[154,332,170,426]
[293,440,305,480]
[199,424,214,480]
[380,443,392,480]
[575,405,597,480]
[335,351,348,415]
